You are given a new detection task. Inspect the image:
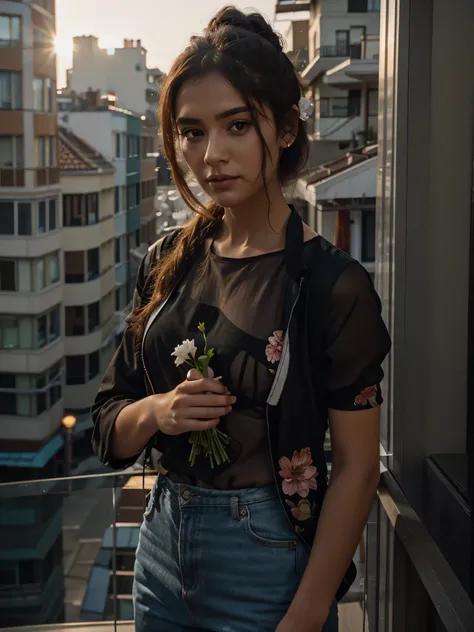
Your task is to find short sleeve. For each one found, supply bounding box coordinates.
[322,262,391,411]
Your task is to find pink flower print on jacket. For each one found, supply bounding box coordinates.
[278,447,318,498]
[265,330,283,364]
[354,385,378,407]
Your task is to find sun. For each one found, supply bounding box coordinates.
[53,35,73,61]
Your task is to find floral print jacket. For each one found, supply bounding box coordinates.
[92,209,391,601]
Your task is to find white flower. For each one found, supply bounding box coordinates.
[298,96,314,122]
[171,339,197,367]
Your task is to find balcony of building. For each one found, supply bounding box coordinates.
[0,168,60,189]
[275,0,310,14]
[323,36,379,89]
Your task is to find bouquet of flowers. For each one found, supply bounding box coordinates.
[171,322,230,468]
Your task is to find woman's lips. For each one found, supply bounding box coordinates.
[207,177,239,191]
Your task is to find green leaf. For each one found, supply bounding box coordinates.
[207,348,215,360]
[197,322,206,334]
[198,355,210,368]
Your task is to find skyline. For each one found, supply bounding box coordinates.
[55,0,291,87]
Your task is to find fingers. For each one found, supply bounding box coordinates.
[186,367,216,381]
[181,377,227,395]
[184,406,232,419]
[184,393,236,407]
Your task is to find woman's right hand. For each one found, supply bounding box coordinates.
[145,377,236,436]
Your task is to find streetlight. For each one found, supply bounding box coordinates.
[61,415,77,493]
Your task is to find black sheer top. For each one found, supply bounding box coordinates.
[142,236,386,489]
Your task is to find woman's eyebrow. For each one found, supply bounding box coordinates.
[176,106,250,126]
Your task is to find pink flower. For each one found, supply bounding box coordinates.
[285,498,317,521]
[354,385,378,407]
[278,447,318,498]
[265,330,283,364]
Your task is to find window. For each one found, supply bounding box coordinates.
[33,78,44,111]
[115,237,121,263]
[38,201,46,233]
[0,201,14,234]
[45,78,53,112]
[368,89,379,116]
[0,136,23,167]
[115,133,121,158]
[0,312,56,349]
[368,0,380,10]
[0,71,21,109]
[48,251,59,284]
[0,364,63,416]
[115,288,121,311]
[88,302,100,332]
[49,199,56,231]
[18,202,31,235]
[0,16,21,47]
[37,314,47,348]
[66,355,86,385]
[36,258,45,291]
[0,260,15,291]
[348,0,368,11]
[135,229,140,248]
[63,194,99,226]
[65,251,84,283]
[361,210,376,262]
[35,136,54,167]
[66,306,84,336]
[348,90,362,117]
[88,351,100,380]
[114,186,119,214]
[335,30,349,56]
[49,306,60,340]
[0,317,18,349]
[87,248,99,280]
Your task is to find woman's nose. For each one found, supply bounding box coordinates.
[204,132,228,166]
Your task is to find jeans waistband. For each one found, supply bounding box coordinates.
[157,474,280,509]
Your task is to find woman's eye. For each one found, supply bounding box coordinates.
[181,129,203,140]
[229,120,251,133]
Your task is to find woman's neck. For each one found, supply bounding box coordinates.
[213,184,291,258]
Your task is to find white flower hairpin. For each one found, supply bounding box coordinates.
[298,96,314,122]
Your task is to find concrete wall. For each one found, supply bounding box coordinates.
[71,37,148,114]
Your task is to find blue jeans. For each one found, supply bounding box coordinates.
[134,475,338,632]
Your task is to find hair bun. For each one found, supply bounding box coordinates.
[207,5,283,53]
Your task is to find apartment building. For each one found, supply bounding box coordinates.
[58,99,150,311]
[0,1,66,626]
[69,37,161,118]
[278,0,380,275]
[58,128,116,418]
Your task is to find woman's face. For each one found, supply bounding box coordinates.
[175,72,286,208]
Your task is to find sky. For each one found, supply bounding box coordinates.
[55,0,290,87]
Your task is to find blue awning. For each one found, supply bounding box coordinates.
[0,433,64,468]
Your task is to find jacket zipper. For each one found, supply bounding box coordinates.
[265,277,308,542]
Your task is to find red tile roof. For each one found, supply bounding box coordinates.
[58,127,114,173]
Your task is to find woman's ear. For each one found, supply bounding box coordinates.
[279,105,300,149]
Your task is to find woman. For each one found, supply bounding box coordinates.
[92,7,391,632]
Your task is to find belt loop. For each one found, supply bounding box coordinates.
[230,495,239,520]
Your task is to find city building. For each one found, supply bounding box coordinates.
[58,127,116,422]
[278,0,380,274]
[0,1,65,626]
[57,94,154,311]
[68,37,161,118]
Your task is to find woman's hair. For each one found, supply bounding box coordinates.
[130,5,309,335]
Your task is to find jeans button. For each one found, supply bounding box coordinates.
[181,488,191,501]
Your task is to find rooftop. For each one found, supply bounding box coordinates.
[58,128,114,174]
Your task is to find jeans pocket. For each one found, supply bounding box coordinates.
[143,480,158,519]
[240,502,297,549]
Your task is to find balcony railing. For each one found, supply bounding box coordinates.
[0,167,60,188]
[318,97,362,118]
[1,467,472,631]
[317,43,362,59]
